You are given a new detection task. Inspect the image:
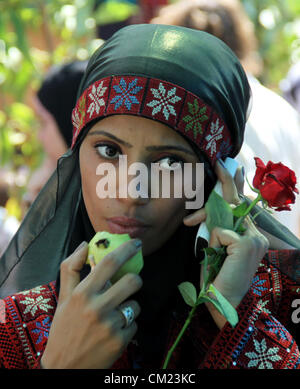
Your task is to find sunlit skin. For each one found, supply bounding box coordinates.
[79,114,200,256]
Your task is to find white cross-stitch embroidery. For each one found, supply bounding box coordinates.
[72,108,81,131]
[87,81,107,118]
[205,118,224,156]
[147,83,181,120]
[17,286,47,296]
[257,299,271,314]
[245,338,282,368]
[19,295,53,317]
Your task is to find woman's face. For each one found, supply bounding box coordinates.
[79,115,200,256]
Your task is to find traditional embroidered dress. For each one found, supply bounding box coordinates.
[1,24,300,369]
[1,251,300,369]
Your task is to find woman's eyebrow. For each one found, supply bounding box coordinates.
[88,130,195,156]
[88,130,133,148]
[146,145,195,156]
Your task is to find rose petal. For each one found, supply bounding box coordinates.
[259,177,284,206]
[269,163,293,183]
[260,175,295,208]
[265,162,298,195]
[253,157,266,189]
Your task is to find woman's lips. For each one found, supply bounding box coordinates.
[106,217,149,238]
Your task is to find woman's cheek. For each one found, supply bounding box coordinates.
[155,197,188,228]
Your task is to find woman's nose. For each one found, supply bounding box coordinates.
[118,173,150,205]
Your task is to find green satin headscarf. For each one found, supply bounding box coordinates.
[72,24,250,160]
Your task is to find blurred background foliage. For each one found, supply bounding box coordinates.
[0,0,300,220]
[241,0,300,88]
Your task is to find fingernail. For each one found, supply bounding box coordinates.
[89,254,96,271]
[217,158,226,169]
[88,254,95,264]
[134,239,142,249]
[75,241,87,252]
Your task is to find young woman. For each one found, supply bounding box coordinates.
[0,24,299,369]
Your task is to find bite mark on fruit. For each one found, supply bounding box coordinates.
[96,239,110,248]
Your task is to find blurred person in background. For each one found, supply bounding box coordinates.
[151,0,300,237]
[23,61,87,210]
[280,61,300,115]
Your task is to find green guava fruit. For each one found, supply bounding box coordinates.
[87,231,143,283]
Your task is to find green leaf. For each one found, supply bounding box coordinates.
[235,224,247,234]
[204,247,217,256]
[232,201,248,217]
[201,249,209,289]
[207,284,238,327]
[205,190,234,232]
[9,9,32,64]
[95,2,138,25]
[0,127,12,166]
[178,282,197,307]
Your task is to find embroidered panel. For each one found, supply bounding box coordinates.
[3,282,57,368]
[201,257,300,369]
[71,76,232,165]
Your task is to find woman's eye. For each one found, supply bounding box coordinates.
[96,144,120,159]
[158,156,183,170]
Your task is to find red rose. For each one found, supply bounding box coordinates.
[253,157,299,211]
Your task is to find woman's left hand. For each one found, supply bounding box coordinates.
[183,160,269,329]
[209,218,269,307]
[206,218,269,329]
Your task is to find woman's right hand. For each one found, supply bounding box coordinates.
[41,239,143,369]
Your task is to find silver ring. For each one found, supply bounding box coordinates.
[119,306,135,328]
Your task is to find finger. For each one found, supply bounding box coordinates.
[99,280,112,294]
[241,213,267,238]
[243,214,259,234]
[94,273,143,312]
[209,227,240,249]
[78,239,142,295]
[183,208,206,226]
[120,320,138,349]
[234,166,245,195]
[59,241,88,302]
[242,216,269,251]
[215,160,240,205]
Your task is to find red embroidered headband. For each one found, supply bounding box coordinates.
[71,75,232,165]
